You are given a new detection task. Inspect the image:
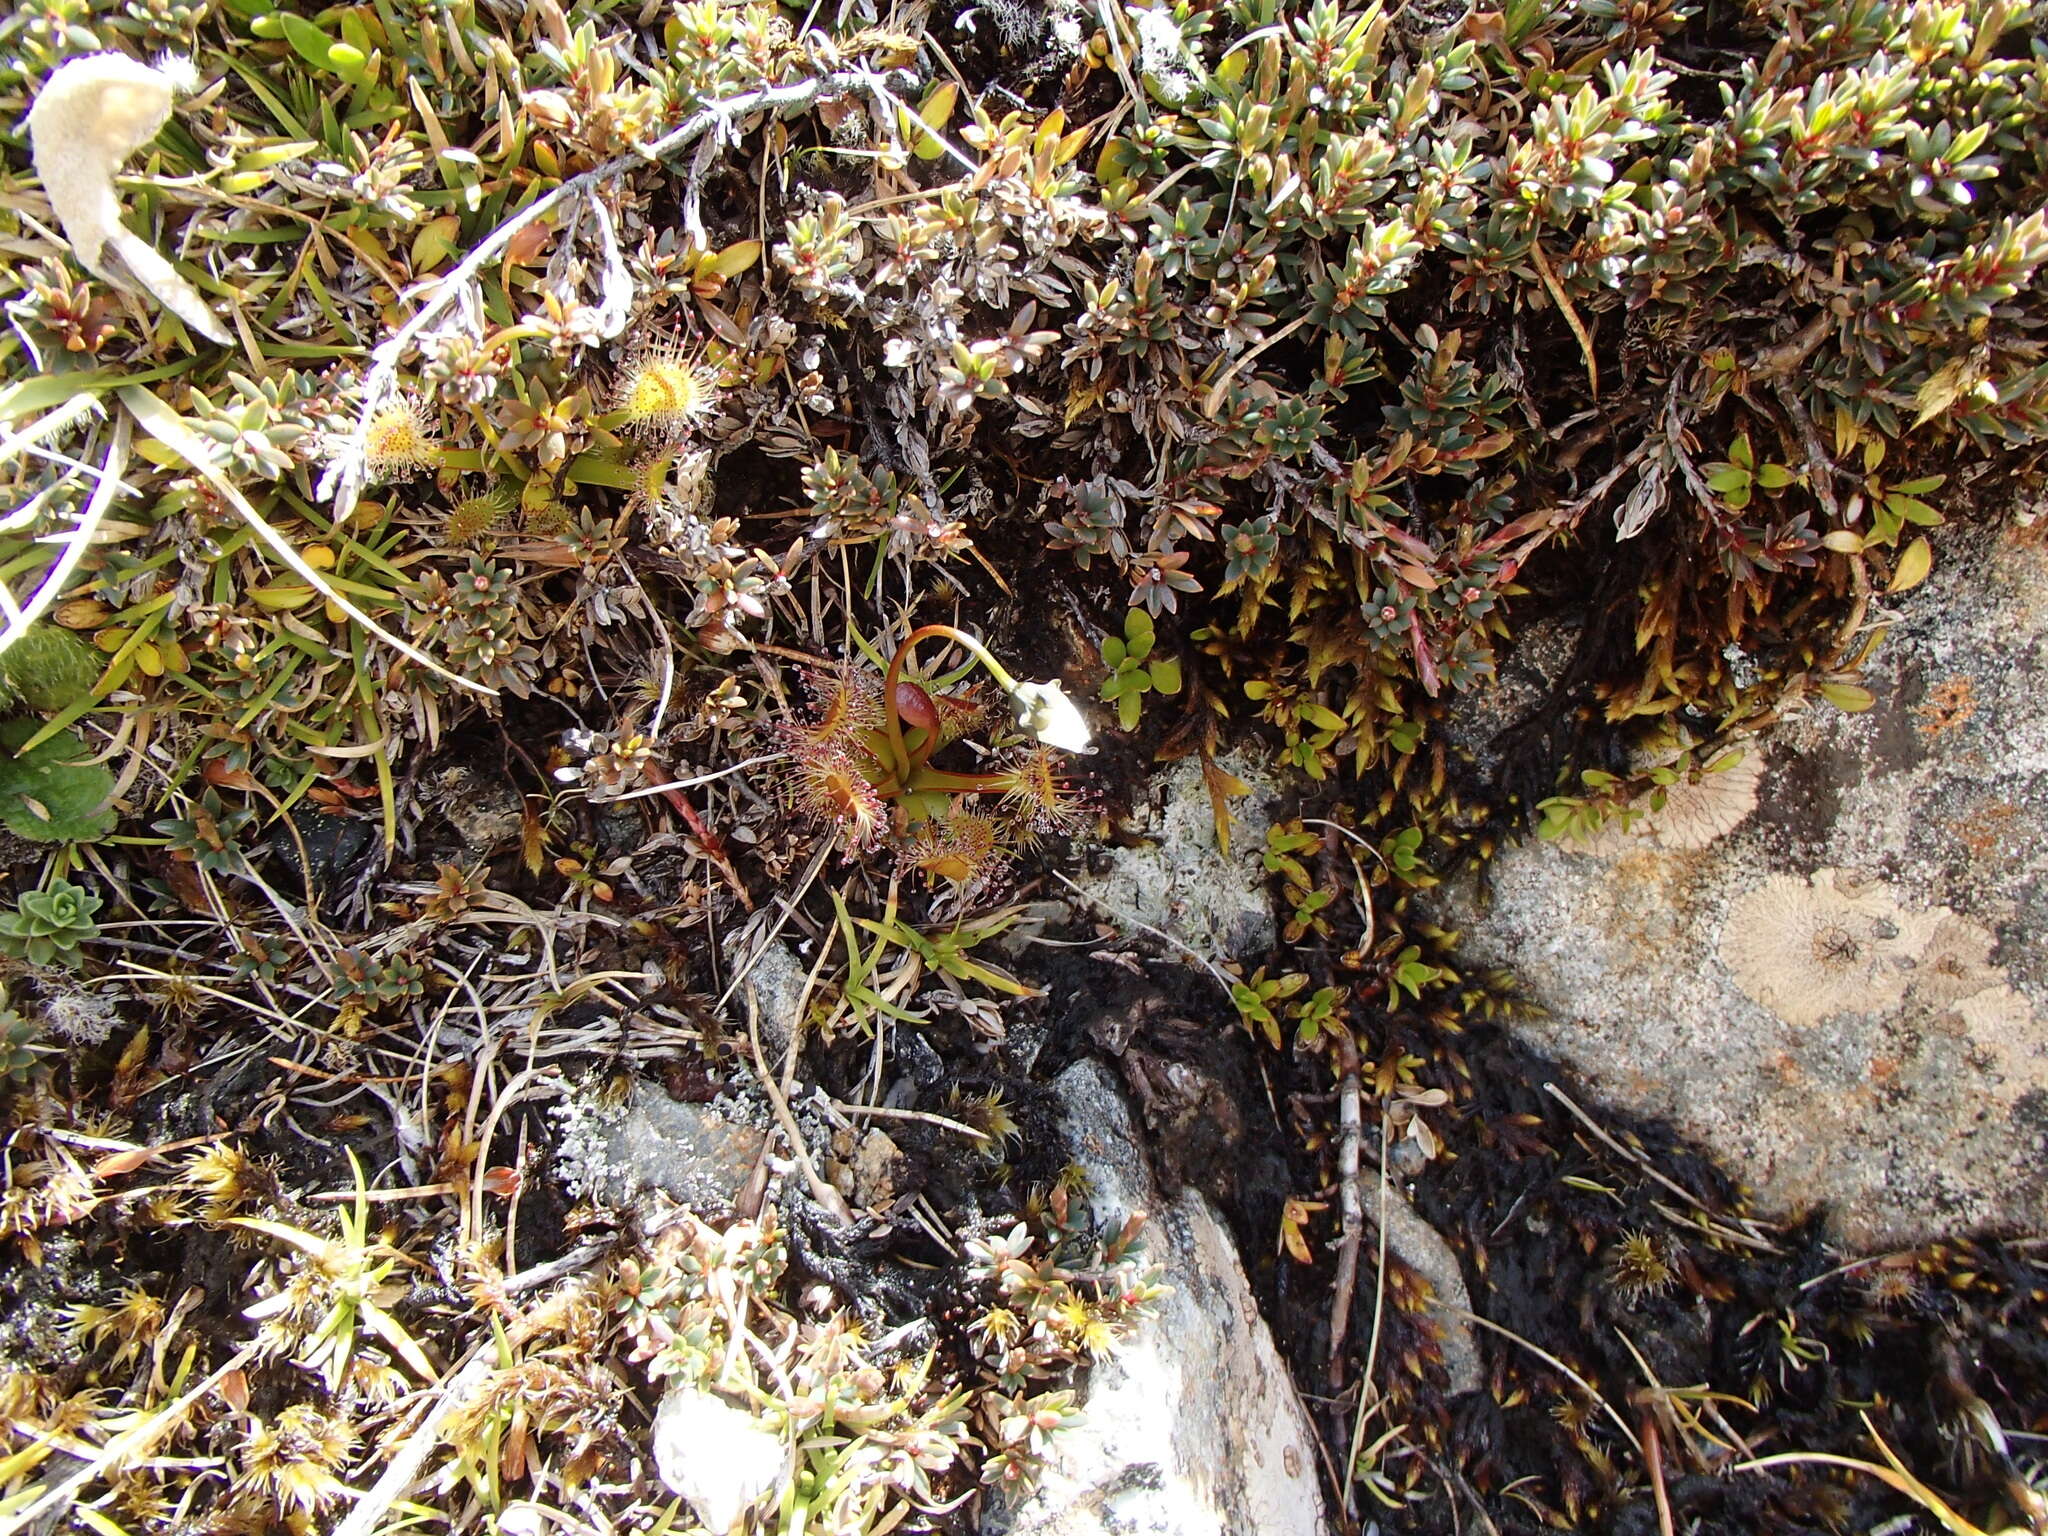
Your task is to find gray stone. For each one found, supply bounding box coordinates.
[428,765,525,855]
[561,1084,767,1210]
[985,1061,1327,1536]
[1438,522,2048,1246]
[727,932,812,1063]
[1362,1175,1482,1397]
[1065,750,1283,962]
[828,1127,905,1211]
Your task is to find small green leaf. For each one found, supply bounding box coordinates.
[1888,536,1933,593]
[237,140,319,171]
[1149,657,1183,694]
[326,40,369,80]
[904,81,958,161]
[1817,682,1876,713]
[275,12,348,72]
[710,240,763,277]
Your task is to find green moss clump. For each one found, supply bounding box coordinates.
[0,626,101,713]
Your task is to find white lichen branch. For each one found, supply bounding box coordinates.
[0,411,129,656]
[26,52,230,345]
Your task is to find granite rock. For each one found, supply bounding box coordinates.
[1439,522,2048,1246]
[984,1060,1327,1536]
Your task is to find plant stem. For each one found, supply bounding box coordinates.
[882,623,1017,783]
[907,767,1010,794]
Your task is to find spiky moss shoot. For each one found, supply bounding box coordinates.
[613,346,720,437]
[443,484,513,544]
[1607,1229,1677,1302]
[1549,1392,1598,1438]
[948,1086,1022,1162]
[521,478,572,537]
[180,1142,276,1217]
[236,1404,357,1517]
[145,965,207,1021]
[360,395,440,482]
[65,1285,165,1367]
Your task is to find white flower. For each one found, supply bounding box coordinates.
[652,1386,789,1535]
[1008,679,1092,753]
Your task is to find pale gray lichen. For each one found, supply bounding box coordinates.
[1904,912,2004,1007]
[1718,869,1917,1028]
[1642,752,1765,851]
[1954,985,2042,1097]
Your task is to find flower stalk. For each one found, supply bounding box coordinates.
[880,624,1088,791]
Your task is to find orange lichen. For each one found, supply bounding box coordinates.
[1914,676,1976,739]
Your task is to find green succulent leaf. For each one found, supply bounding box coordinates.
[0,721,117,844]
[0,877,102,969]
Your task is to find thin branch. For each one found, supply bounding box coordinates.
[1530,239,1598,401]
[1544,1082,1783,1254]
[331,1349,495,1536]
[1447,1306,1644,1457]
[746,982,853,1225]
[1644,1411,1677,1536]
[1051,870,1238,998]
[608,752,787,802]
[1327,1031,1365,1383]
[828,1099,992,1142]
